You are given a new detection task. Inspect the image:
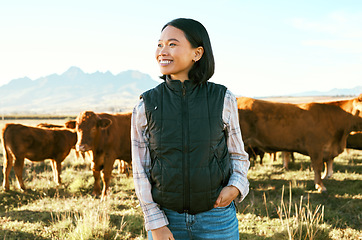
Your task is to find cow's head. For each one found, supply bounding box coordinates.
[75,111,112,152]
[352,94,362,117]
[64,120,76,129]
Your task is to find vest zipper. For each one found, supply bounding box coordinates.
[181,82,190,212]
[182,84,186,96]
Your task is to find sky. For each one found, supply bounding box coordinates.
[0,0,361,97]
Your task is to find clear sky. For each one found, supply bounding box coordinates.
[1,0,361,97]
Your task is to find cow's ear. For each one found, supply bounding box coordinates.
[65,120,76,129]
[97,118,112,129]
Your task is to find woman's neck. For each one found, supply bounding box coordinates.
[170,74,189,83]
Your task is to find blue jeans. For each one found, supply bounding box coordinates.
[148,202,239,240]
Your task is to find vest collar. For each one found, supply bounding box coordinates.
[165,75,199,93]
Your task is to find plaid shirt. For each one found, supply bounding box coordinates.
[131,89,250,231]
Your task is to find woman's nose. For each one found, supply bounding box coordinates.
[158,46,168,56]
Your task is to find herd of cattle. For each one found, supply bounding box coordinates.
[1,94,361,199]
[239,94,362,192]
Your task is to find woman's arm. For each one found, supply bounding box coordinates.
[221,90,250,203]
[131,99,170,231]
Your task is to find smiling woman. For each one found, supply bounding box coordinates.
[156,18,214,85]
[155,26,200,82]
[131,18,250,240]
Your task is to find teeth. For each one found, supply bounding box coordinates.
[160,60,171,64]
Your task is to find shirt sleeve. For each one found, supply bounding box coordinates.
[131,98,169,231]
[223,90,250,202]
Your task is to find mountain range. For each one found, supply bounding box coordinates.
[0,66,160,115]
[0,66,361,115]
[290,86,362,97]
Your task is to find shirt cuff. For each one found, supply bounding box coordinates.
[228,175,249,202]
[143,205,169,231]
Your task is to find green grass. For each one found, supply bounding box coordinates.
[0,119,361,239]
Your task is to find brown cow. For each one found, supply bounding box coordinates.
[237,97,362,192]
[72,111,132,200]
[36,121,87,161]
[302,94,361,178]
[282,94,362,176]
[321,94,362,178]
[1,123,77,191]
[38,120,127,174]
[37,121,77,129]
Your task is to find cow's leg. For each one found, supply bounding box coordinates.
[291,152,295,162]
[91,153,103,196]
[13,157,26,191]
[87,151,93,161]
[2,148,14,191]
[116,159,122,174]
[327,159,334,178]
[117,159,131,177]
[82,151,87,162]
[92,164,102,196]
[101,157,115,200]
[282,152,290,170]
[117,160,128,175]
[92,170,102,196]
[50,160,57,183]
[310,154,326,192]
[272,152,277,162]
[268,153,273,162]
[75,150,88,163]
[51,160,62,185]
[322,159,333,180]
[84,151,93,170]
[101,168,112,201]
[55,161,62,185]
[74,150,82,162]
[259,152,265,165]
[124,161,131,177]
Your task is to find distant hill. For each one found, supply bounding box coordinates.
[1,66,360,115]
[0,66,160,115]
[290,86,362,97]
[254,85,361,104]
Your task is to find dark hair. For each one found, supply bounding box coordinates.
[160,18,215,84]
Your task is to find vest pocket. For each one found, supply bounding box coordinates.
[214,153,228,186]
[150,156,162,187]
[208,153,224,190]
[213,138,231,187]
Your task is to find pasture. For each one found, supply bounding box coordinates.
[0,117,361,239]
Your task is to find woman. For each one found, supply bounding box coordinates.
[132,18,249,240]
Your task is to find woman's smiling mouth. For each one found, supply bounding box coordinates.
[159,60,173,66]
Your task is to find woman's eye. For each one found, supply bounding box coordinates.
[157,43,163,48]
[169,43,176,46]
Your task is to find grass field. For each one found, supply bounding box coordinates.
[0,118,361,239]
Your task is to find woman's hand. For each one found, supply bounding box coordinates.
[151,226,174,240]
[214,185,239,208]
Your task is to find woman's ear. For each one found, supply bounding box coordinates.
[194,46,204,62]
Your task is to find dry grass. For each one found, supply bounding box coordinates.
[0,116,361,239]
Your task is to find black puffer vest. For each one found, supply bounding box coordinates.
[142,77,231,214]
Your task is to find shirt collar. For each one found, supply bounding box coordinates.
[165,75,199,92]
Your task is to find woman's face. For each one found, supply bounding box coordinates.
[155,25,203,81]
